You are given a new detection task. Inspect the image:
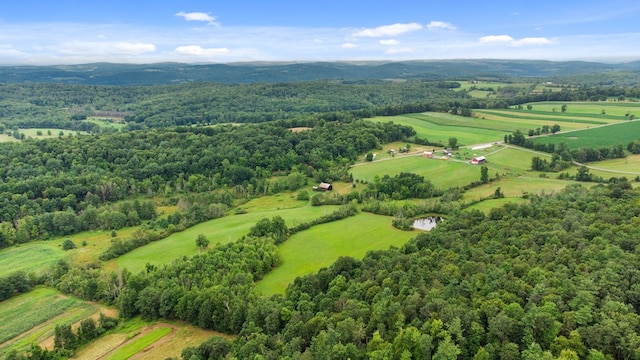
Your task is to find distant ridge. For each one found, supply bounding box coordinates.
[1,59,639,85]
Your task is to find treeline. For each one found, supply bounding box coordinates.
[0,120,412,248]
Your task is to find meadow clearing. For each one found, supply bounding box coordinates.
[256,212,417,295]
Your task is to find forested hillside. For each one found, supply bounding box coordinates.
[1,60,640,85]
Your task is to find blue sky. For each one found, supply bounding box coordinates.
[1,0,639,65]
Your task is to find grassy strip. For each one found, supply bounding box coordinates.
[474,110,610,124]
[104,326,173,360]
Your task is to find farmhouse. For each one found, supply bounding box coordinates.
[471,156,486,165]
[313,182,333,191]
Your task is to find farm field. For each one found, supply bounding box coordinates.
[256,212,416,295]
[532,120,640,150]
[0,287,109,355]
[580,153,640,174]
[0,226,144,277]
[84,117,127,130]
[520,101,640,117]
[0,243,66,277]
[462,175,583,202]
[369,112,507,146]
[351,154,483,189]
[115,203,340,274]
[71,319,218,360]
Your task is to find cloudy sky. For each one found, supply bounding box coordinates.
[1,0,639,65]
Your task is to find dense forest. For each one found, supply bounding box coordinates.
[2,60,640,85]
[2,79,640,132]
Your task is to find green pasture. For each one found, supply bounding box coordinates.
[464,197,527,213]
[351,155,483,189]
[521,101,640,117]
[463,175,581,202]
[580,154,640,174]
[0,243,67,277]
[532,120,640,150]
[115,204,339,274]
[256,212,417,295]
[473,110,612,131]
[0,287,95,354]
[85,117,126,130]
[0,226,142,276]
[455,81,532,92]
[369,112,507,146]
[0,134,20,143]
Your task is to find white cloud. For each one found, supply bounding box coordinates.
[514,37,555,45]
[427,21,457,31]
[175,11,218,25]
[353,23,422,37]
[342,42,358,48]
[479,35,515,43]
[379,39,399,46]
[57,41,156,55]
[174,45,230,57]
[479,34,556,46]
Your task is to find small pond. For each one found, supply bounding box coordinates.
[412,217,442,231]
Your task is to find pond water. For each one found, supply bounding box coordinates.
[412,217,442,231]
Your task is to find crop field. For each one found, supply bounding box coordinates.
[256,212,417,295]
[0,243,66,277]
[115,203,340,274]
[72,319,218,360]
[532,120,640,150]
[0,288,99,355]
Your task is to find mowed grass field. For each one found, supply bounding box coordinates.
[532,120,640,150]
[256,212,417,295]
[0,287,100,355]
[115,203,340,274]
[369,112,507,146]
[351,155,483,188]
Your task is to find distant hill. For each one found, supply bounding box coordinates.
[1,60,640,85]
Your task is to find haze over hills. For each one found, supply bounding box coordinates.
[1,59,640,85]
